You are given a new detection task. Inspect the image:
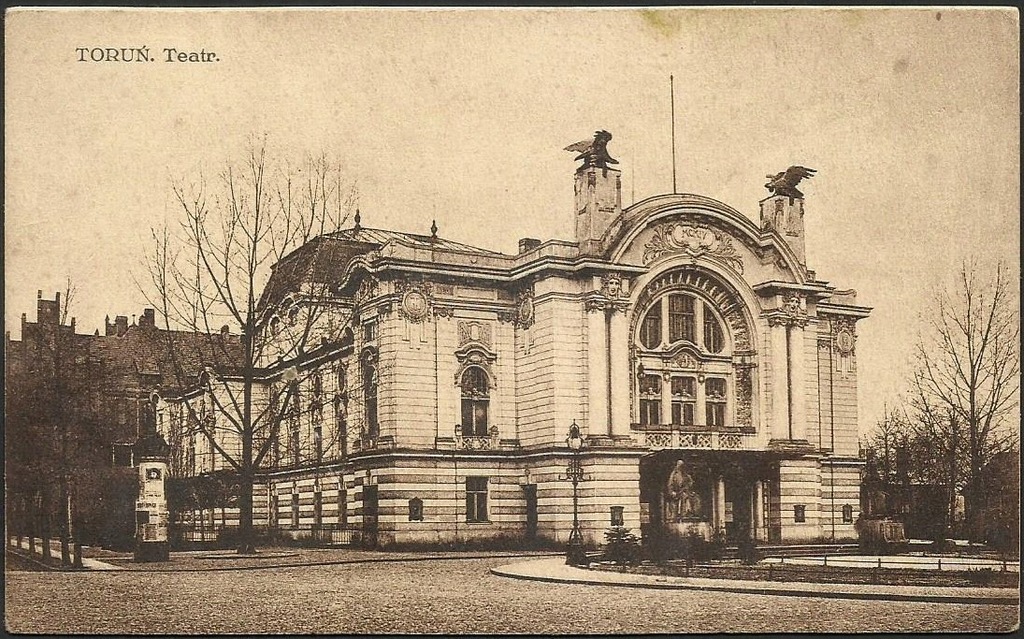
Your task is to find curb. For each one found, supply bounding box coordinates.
[489,561,1020,606]
[94,550,562,573]
[6,548,88,572]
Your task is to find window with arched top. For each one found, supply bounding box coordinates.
[634,286,742,430]
[460,367,490,437]
[362,360,378,440]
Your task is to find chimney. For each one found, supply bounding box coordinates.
[760,195,807,267]
[105,315,113,336]
[220,325,230,335]
[114,315,129,337]
[140,308,156,328]
[574,165,622,255]
[518,238,542,254]
[36,292,61,326]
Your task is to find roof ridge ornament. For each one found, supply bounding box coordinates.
[764,166,816,199]
[564,130,618,170]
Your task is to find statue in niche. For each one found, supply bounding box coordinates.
[564,130,619,170]
[665,460,701,522]
[764,166,816,198]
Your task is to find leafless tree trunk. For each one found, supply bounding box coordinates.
[910,261,1020,541]
[144,139,356,554]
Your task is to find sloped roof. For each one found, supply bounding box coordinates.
[259,226,506,310]
[86,324,241,394]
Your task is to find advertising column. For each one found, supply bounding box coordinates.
[134,396,171,562]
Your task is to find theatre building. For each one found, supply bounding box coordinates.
[160,134,870,549]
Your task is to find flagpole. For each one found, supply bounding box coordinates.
[670,74,677,194]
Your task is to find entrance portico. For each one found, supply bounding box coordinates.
[640,449,777,545]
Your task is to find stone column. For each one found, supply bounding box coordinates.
[608,309,630,436]
[586,307,608,435]
[788,324,807,441]
[770,322,789,439]
[754,480,765,542]
[715,476,727,535]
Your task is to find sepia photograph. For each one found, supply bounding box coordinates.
[4,6,1019,634]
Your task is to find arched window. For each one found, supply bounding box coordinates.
[704,312,724,354]
[363,361,378,439]
[460,367,490,437]
[668,294,695,343]
[287,382,301,465]
[640,300,662,348]
[634,287,744,430]
[636,292,728,354]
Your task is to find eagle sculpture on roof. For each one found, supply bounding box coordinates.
[565,130,618,170]
[764,166,817,198]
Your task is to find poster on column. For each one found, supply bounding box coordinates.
[137,461,168,543]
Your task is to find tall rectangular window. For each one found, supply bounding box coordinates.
[291,493,300,529]
[465,476,489,523]
[670,377,696,426]
[639,374,662,426]
[313,490,323,527]
[610,506,625,527]
[706,377,727,427]
[668,294,695,343]
[338,488,348,527]
[460,367,490,437]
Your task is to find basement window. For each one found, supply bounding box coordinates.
[794,505,806,523]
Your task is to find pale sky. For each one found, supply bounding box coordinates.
[5,8,1020,437]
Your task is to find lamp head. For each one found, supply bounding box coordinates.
[566,420,583,451]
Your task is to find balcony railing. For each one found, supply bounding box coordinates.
[632,424,758,451]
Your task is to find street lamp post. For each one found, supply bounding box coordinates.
[565,420,588,566]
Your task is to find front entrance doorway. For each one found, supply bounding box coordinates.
[639,450,773,548]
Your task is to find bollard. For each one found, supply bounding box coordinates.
[823,555,828,567]
[877,556,882,569]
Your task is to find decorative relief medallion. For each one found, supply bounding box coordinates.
[457,321,493,349]
[642,223,744,274]
[401,289,430,322]
[600,273,624,299]
[585,273,631,313]
[394,278,435,323]
[517,293,534,327]
[669,351,699,369]
[834,320,856,356]
[767,293,808,327]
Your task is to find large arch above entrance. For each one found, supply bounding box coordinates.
[627,264,760,434]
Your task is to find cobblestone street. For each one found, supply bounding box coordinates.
[5,557,1018,634]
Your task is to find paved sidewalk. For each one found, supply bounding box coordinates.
[8,538,123,571]
[7,538,558,573]
[491,557,1020,606]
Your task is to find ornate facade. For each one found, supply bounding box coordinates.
[159,144,870,548]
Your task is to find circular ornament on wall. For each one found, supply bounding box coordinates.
[836,327,855,355]
[518,296,534,325]
[402,289,430,321]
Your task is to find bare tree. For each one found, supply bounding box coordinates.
[910,260,1020,541]
[144,139,356,553]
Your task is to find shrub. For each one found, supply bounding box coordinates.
[602,526,642,566]
[737,538,762,565]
